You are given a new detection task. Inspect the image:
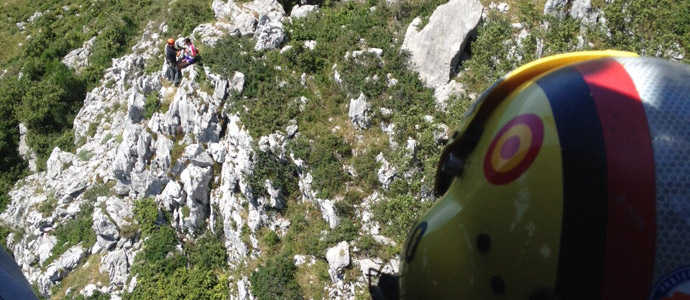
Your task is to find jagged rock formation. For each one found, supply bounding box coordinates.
[3,0,404,297]
[348,92,371,130]
[62,37,96,73]
[18,123,38,172]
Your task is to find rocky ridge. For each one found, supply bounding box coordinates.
[2,0,398,298]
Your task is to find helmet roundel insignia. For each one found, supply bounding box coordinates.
[649,266,690,300]
[484,114,544,185]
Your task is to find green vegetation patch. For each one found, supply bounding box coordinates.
[125,198,229,299]
[250,253,303,300]
[45,204,96,267]
[249,149,299,203]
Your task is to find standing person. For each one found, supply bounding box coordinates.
[177,38,198,69]
[165,38,181,86]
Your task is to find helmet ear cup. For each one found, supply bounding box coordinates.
[529,288,559,300]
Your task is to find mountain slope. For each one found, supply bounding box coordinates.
[0,0,688,299]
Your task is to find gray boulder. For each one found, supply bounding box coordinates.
[286,120,298,138]
[62,37,96,73]
[254,12,286,51]
[326,241,350,272]
[434,80,465,111]
[105,196,134,229]
[208,143,227,164]
[291,5,319,19]
[18,123,37,172]
[127,90,146,123]
[100,250,129,288]
[212,74,229,102]
[319,199,339,229]
[376,153,397,189]
[348,92,371,130]
[544,0,568,17]
[181,165,213,206]
[402,0,483,87]
[45,245,86,282]
[35,235,57,266]
[192,22,240,47]
[179,165,213,231]
[92,208,119,252]
[569,0,600,26]
[191,151,214,168]
[157,181,186,210]
[46,147,75,179]
[230,72,246,94]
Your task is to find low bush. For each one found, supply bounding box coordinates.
[249,150,299,203]
[374,193,433,244]
[0,225,11,254]
[133,198,159,236]
[126,267,228,300]
[167,0,214,36]
[186,230,228,270]
[144,91,160,119]
[250,252,303,300]
[126,196,229,298]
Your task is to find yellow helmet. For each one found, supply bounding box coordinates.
[372,51,690,300]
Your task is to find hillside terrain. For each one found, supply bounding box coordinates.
[0,0,687,299]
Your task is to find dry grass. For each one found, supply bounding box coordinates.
[51,254,110,300]
[295,260,330,300]
[478,0,549,22]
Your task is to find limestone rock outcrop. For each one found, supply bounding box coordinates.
[402,0,483,87]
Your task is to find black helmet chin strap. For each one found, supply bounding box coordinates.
[368,267,400,300]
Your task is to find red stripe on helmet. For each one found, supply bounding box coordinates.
[575,59,657,299]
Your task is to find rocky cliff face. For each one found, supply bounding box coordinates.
[2,0,294,297]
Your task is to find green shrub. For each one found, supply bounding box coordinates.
[260,228,280,247]
[144,91,160,119]
[251,253,303,300]
[170,141,186,166]
[458,14,516,94]
[126,211,229,299]
[308,132,352,199]
[249,150,299,203]
[125,267,228,300]
[322,218,359,245]
[89,20,135,69]
[187,230,228,270]
[133,198,159,236]
[167,0,214,36]
[102,133,114,144]
[137,226,179,270]
[600,0,690,63]
[61,291,111,300]
[204,38,303,137]
[77,150,95,161]
[0,225,11,255]
[375,193,432,244]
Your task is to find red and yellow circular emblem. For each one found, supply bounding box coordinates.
[484,114,544,185]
